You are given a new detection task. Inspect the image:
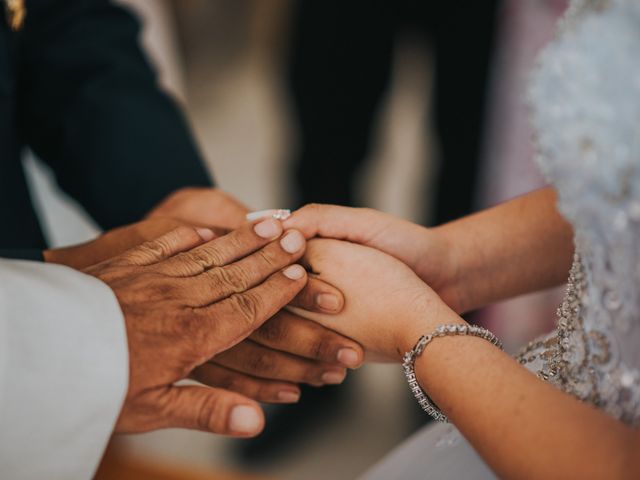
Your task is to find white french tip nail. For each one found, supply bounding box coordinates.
[246,209,291,222]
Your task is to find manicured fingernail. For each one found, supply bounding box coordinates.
[283,264,306,280]
[316,293,341,312]
[280,231,304,253]
[321,370,346,385]
[229,405,262,434]
[254,218,281,239]
[277,390,301,403]
[247,209,291,221]
[337,348,360,368]
[196,228,215,241]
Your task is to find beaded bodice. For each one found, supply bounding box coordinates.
[517,0,640,424]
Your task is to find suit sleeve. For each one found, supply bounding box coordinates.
[0,249,44,261]
[19,0,214,230]
[0,259,128,479]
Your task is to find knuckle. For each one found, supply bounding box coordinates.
[188,247,224,269]
[150,236,175,257]
[176,225,202,242]
[196,396,221,432]
[223,231,246,252]
[255,319,287,344]
[229,292,261,325]
[214,265,251,293]
[125,241,165,264]
[256,247,279,268]
[157,251,198,276]
[309,336,332,360]
[225,374,246,393]
[246,350,274,374]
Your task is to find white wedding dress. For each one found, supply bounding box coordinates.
[363,0,640,478]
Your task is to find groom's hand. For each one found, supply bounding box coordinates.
[86,219,308,437]
[193,309,363,403]
[147,187,250,230]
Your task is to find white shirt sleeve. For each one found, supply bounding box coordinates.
[0,259,128,480]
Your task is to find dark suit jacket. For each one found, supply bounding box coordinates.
[0,0,213,260]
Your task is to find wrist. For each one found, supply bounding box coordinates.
[397,297,465,356]
[413,225,466,314]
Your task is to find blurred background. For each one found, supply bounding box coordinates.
[25,0,570,478]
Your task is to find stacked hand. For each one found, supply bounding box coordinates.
[283,205,462,362]
[42,190,367,438]
[283,204,461,313]
[82,217,365,436]
[86,220,306,435]
[289,239,456,362]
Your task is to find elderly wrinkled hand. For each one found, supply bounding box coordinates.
[85,219,311,437]
[44,213,364,403]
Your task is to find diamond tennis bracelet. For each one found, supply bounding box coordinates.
[403,324,504,422]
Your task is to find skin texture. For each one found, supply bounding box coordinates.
[43,217,220,269]
[284,186,575,313]
[44,194,364,404]
[86,220,313,437]
[291,193,640,479]
[147,187,350,315]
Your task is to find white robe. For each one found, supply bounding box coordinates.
[0,259,128,479]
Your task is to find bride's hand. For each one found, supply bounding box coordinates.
[283,204,463,313]
[290,239,463,362]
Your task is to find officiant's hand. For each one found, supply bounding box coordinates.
[289,239,461,362]
[283,204,462,312]
[86,219,310,437]
[148,189,350,315]
[43,217,211,270]
[46,217,362,399]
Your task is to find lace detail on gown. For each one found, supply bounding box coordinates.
[517,0,640,425]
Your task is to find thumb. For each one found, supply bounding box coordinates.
[117,226,215,266]
[160,385,265,437]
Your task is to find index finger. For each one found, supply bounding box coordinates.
[154,218,284,277]
[282,204,385,242]
[250,310,363,368]
[192,264,308,357]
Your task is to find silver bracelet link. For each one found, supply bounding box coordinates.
[403,324,504,423]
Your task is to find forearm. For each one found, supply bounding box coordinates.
[411,311,638,479]
[0,249,44,261]
[430,187,574,313]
